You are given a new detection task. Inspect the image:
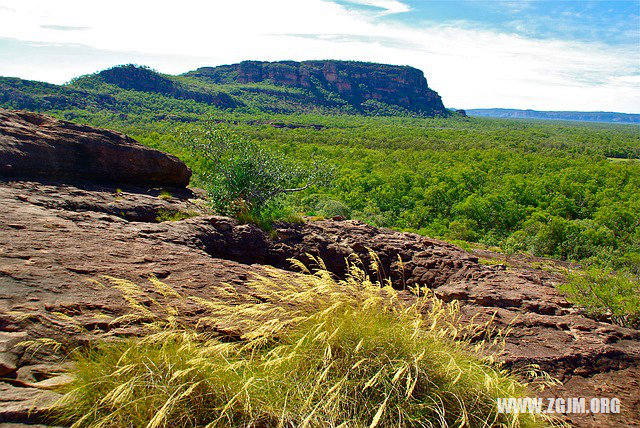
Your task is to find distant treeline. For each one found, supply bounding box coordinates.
[466,108,640,124]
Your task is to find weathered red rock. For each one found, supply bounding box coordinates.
[0,109,191,186]
[1,178,639,427]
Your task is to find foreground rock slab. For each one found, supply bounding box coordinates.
[1,178,638,427]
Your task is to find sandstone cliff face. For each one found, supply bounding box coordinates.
[0,111,638,427]
[186,60,447,116]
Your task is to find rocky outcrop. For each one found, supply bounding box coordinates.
[186,60,448,116]
[0,62,446,117]
[0,109,191,186]
[0,112,638,427]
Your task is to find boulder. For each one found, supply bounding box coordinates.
[0,109,191,187]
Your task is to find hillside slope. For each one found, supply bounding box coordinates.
[0,61,448,117]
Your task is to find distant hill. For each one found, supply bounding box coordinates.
[0,61,448,118]
[0,76,118,111]
[185,60,447,116]
[466,108,639,124]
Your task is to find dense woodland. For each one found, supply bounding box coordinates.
[1,65,639,273]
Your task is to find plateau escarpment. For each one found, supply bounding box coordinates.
[186,60,447,116]
[0,109,638,427]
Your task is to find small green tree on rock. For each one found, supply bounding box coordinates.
[183,120,331,221]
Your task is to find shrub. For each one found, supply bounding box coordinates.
[558,267,640,328]
[54,259,554,427]
[182,120,332,217]
[504,216,616,262]
[316,198,351,218]
[448,219,479,242]
[617,252,640,276]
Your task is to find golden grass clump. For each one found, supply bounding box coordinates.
[54,255,555,427]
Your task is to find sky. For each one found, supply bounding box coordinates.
[0,0,638,112]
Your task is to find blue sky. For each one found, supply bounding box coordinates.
[0,0,638,112]
[378,1,639,45]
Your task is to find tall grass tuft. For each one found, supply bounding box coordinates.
[54,257,555,427]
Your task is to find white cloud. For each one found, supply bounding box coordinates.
[342,0,411,15]
[0,0,637,112]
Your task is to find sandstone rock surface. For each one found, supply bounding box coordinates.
[0,109,191,186]
[1,178,639,427]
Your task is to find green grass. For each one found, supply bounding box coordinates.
[158,190,173,200]
[155,208,199,222]
[235,206,305,232]
[447,239,473,253]
[54,259,555,427]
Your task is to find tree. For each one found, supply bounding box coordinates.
[183,120,332,216]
